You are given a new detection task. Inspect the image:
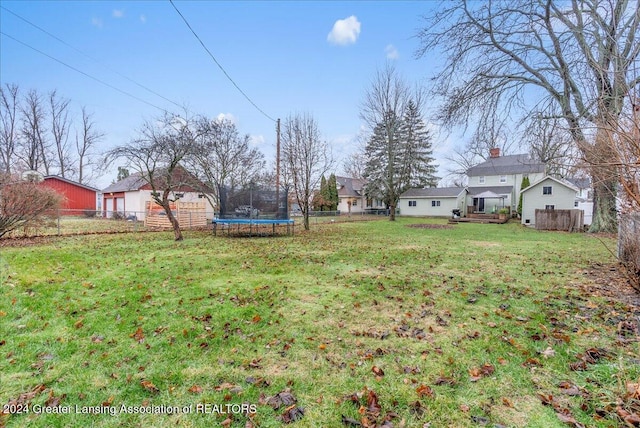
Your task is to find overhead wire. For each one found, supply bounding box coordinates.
[168,0,277,123]
[1,5,186,112]
[0,31,170,114]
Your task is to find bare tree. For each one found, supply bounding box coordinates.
[75,107,104,185]
[360,64,436,220]
[18,89,50,174]
[524,112,579,178]
[48,90,72,178]
[106,113,199,241]
[341,134,368,180]
[0,173,62,238]
[0,84,19,174]
[281,113,333,230]
[189,117,265,215]
[417,0,640,233]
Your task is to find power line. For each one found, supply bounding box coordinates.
[1,6,186,112]
[0,31,170,114]
[168,0,277,123]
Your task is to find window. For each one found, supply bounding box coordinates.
[366,198,372,208]
[545,205,555,210]
[500,175,507,183]
[543,186,552,195]
[574,201,579,207]
[352,199,358,206]
[408,201,417,207]
[431,200,441,207]
[479,176,485,184]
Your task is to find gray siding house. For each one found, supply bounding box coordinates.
[520,176,579,226]
[466,149,546,214]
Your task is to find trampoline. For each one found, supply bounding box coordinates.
[212,218,295,237]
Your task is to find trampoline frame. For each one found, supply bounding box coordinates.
[212,218,295,237]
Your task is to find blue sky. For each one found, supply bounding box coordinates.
[1,0,452,187]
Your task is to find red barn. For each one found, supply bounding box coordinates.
[41,176,98,214]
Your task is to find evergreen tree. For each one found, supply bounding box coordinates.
[117,166,129,182]
[363,102,439,220]
[400,100,439,188]
[327,174,338,211]
[315,175,328,211]
[517,175,530,215]
[363,110,402,216]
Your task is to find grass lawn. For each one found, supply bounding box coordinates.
[0,219,638,427]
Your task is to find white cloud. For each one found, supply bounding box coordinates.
[249,135,265,147]
[385,44,399,60]
[140,14,147,24]
[327,16,361,45]
[91,17,103,29]
[112,9,124,18]
[216,113,237,124]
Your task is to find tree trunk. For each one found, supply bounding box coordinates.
[589,177,618,234]
[303,210,310,231]
[586,126,619,234]
[389,203,396,221]
[161,195,183,241]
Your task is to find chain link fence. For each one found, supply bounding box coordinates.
[3,208,212,238]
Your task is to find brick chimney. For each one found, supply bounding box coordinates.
[489,148,500,158]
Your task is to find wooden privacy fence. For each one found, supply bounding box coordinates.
[535,209,584,232]
[144,201,207,229]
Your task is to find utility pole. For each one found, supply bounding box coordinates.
[275,118,281,218]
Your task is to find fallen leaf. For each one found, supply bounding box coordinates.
[267,389,297,410]
[558,381,581,396]
[416,384,434,398]
[281,405,305,423]
[502,397,514,408]
[371,366,385,377]
[433,375,457,386]
[131,327,144,343]
[140,380,159,393]
[188,385,203,394]
[366,389,381,418]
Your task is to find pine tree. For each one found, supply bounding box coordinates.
[363,110,402,217]
[362,102,439,220]
[399,100,439,189]
[517,175,530,215]
[327,174,338,211]
[315,175,328,211]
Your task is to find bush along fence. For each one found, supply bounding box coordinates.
[535,209,584,233]
[618,212,640,289]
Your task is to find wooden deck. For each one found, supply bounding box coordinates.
[448,216,509,225]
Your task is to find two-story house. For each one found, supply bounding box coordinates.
[466,148,547,215]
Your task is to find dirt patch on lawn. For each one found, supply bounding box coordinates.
[407,224,454,230]
[579,262,640,310]
[0,236,57,248]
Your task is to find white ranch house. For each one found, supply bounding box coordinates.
[399,187,467,217]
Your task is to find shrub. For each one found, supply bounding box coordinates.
[0,174,62,238]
